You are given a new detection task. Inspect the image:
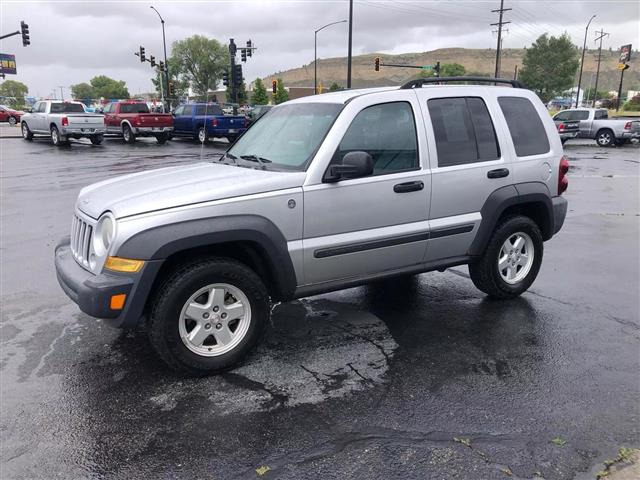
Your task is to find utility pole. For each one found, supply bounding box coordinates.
[347,0,353,88]
[513,64,518,80]
[491,0,511,78]
[592,28,609,107]
[575,15,596,108]
[57,86,64,100]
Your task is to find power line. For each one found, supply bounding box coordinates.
[491,0,511,77]
[592,28,610,106]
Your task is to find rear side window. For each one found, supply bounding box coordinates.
[428,97,500,167]
[594,110,608,120]
[120,103,150,114]
[498,97,550,157]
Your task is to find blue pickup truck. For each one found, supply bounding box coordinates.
[171,103,248,143]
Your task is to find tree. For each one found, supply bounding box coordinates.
[518,33,579,103]
[251,78,269,105]
[329,82,342,92]
[71,83,94,101]
[0,80,28,108]
[151,62,188,101]
[440,63,466,77]
[170,35,228,96]
[274,78,288,104]
[89,75,129,99]
[622,95,640,111]
[583,87,609,104]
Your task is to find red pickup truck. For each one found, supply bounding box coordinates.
[102,101,173,144]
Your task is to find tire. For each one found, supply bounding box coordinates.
[122,124,136,144]
[197,127,209,144]
[50,125,65,146]
[596,129,614,147]
[560,138,568,145]
[90,134,103,145]
[148,257,270,375]
[155,133,168,144]
[468,215,543,299]
[227,135,237,144]
[8,116,17,126]
[21,122,33,140]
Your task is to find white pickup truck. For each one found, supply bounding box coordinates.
[20,100,106,146]
[553,108,640,147]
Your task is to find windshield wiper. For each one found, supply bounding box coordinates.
[212,152,237,165]
[239,154,273,170]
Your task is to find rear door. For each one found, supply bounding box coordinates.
[416,89,510,261]
[303,92,431,285]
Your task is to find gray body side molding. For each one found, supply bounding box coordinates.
[468,182,555,256]
[117,215,297,300]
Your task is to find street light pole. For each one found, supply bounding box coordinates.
[150,6,170,112]
[575,14,596,108]
[314,20,347,95]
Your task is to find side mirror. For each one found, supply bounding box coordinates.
[26,108,33,113]
[327,151,374,182]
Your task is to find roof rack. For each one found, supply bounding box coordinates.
[400,76,525,89]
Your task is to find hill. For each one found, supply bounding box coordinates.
[263,47,639,94]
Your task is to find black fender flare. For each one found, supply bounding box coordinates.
[468,182,554,256]
[117,214,297,300]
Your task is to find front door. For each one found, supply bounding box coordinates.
[303,99,431,285]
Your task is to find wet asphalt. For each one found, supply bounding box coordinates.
[0,133,638,480]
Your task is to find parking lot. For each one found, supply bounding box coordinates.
[1,134,638,479]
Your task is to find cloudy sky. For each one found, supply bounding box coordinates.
[1,0,638,98]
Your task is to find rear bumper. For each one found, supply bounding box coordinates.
[552,196,568,235]
[55,237,162,328]
[62,126,106,136]
[133,126,174,135]
[206,127,247,136]
[620,131,640,139]
[559,132,579,139]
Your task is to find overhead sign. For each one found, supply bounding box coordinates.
[0,53,17,75]
[619,44,632,64]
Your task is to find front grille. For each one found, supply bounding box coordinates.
[70,214,93,268]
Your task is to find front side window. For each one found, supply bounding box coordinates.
[182,105,194,116]
[228,103,342,171]
[195,104,222,116]
[173,105,185,116]
[333,102,419,175]
[428,97,500,167]
[498,96,550,157]
[38,102,47,113]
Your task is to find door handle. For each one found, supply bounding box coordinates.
[394,181,424,193]
[487,168,509,179]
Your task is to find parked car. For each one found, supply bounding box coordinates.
[552,108,640,147]
[20,100,106,146]
[247,105,272,125]
[103,101,173,144]
[553,115,580,144]
[172,103,248,143]
[55,78,569,374]
[0,104,25,126]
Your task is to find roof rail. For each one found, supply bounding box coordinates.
[400,76,525,89]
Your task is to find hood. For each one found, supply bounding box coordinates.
[77,162,306,219]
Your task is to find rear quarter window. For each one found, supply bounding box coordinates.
[498,96,550,157]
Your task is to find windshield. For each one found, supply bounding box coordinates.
[227,103,342,171]
[50,103,85,113]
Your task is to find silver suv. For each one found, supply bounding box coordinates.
[55,78,569,375]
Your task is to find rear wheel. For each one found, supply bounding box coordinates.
[596,129,614,147]
[227,135,237,144]
[148,258,270,375]
[468,215,543,299]
[21,122,33,140]
[155,133,168,144]
[122,124,136,144]
[8,116,17,126]
[197,127,209,144]
[90,134,103,145]
[50,125,67,146]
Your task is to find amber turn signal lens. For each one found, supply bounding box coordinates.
[104,256,144,273]
[110,294,127,310]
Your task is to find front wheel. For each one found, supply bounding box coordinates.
[8,116,17,126]
[596,129,614,147]
[148,258,270,375]
[21,122,33,140]
[468,215,543,299]
[90,134,103,145]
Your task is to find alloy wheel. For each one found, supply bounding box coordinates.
[498,232,534,284]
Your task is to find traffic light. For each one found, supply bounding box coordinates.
[20,21,30,46]
[374,57,380,72]
[168,81,175,97]
[234,64,243,86]
[229,38,237,57]
[139,46,146,63]
[240,49,247,62]
[272,80,277,94]
[150,55,156,68]
[158,61,165,72]
[434,61,441,77]
[246,40,252,57]
[222,71,229,87]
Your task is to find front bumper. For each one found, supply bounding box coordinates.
[552,196,568,235]
[55,237,162,328]
[133,126,174,135]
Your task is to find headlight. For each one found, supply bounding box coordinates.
[93,212,116,257]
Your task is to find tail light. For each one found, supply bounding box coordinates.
[558,155,569,195]
[624,121,632,130]
[61,116,69,127]
[558,122,565,132]
[212,118,219,127]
